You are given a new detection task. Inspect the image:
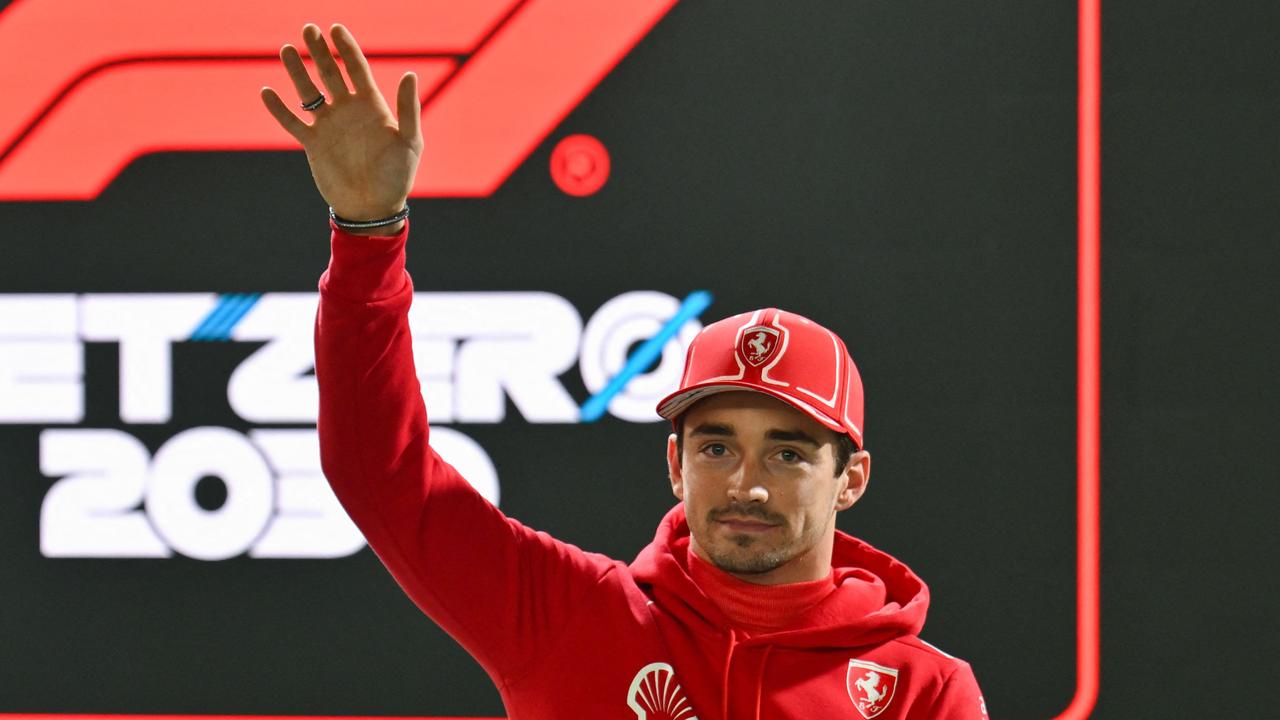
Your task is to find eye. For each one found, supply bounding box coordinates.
[701,443,728,457]
[777,449,803,463]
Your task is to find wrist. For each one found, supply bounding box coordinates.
[328,205,410,235]
[330,203,406,221]
[342,219,406,237]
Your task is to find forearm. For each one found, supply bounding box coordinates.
[314,221,425,530]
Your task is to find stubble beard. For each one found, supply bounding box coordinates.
[703,508,835,576]
[709,541,790,574]
[705,529,798,575]
[701,503,797,575]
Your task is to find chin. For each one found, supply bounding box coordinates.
[708,543,791,575]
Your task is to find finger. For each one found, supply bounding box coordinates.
[396,72,421,143]
[302,24,350,97]
[280,44,324,106]
[260,87,310,142]
[330,24,376,94]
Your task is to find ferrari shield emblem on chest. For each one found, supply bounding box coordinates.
[846,659,899,719]
[739,325,781,367]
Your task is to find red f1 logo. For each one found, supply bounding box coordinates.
[0,0,678,200]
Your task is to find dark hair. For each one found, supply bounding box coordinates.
[674,415,859,477]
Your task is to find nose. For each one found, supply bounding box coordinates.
[726,457,769,504]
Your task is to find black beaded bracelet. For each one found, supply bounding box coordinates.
[329,205,410,229]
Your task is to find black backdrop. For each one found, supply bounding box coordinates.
[0,1,1275,717]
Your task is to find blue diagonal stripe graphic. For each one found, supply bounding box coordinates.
[204,293,260,341]
[580,290,713,423]
[189,294,242,342]
[189,293,261,342]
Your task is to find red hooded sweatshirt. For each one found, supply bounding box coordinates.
[315,223,988,719]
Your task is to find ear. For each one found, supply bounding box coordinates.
[834,450,871,511]
[667,433,685,501]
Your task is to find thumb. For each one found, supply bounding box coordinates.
[396,72,421,144]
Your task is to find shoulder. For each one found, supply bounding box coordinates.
[883,636,985,715]
[887,635,975,680]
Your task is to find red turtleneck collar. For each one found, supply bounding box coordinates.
[686,545,842,634]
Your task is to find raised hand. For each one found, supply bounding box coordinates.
[260,24,422,234]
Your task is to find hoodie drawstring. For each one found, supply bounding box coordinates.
[721,630,773,720]
[753,644,772,720]
[721,628,737,719]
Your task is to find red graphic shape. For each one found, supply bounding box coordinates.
[1059,0,1101,718]
[0,0,679,199]
[550,134,610,196]
[0,0,516,155]
[0,60,455,199]
[412,0,672,196]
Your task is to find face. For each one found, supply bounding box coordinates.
[667,391,870,585]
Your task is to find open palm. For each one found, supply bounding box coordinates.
[260,24,422,227]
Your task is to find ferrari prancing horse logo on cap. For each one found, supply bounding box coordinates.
[739,325,781,367]
[847,659,899,719]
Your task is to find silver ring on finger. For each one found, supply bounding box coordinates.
[300,93,326,111]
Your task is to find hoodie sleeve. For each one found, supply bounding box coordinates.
[314,222,615,684]
[927,662,989,719]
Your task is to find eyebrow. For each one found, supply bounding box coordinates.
[765,429,822,447]
[688,423,734,438]
[687,423,822,448]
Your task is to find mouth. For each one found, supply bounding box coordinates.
[715,517,778,534]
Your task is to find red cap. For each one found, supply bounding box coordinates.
[656,308,865,448]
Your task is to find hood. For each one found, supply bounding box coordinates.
[630,504,929,648]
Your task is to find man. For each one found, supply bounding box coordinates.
[262,24,987,719]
